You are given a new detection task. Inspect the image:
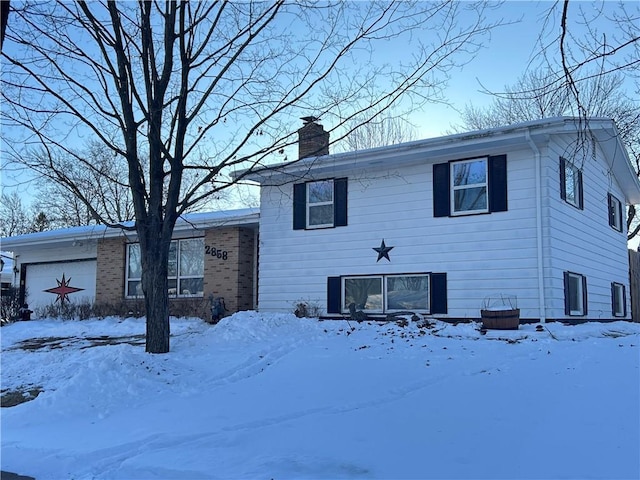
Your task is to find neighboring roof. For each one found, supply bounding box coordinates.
[241,117,640,204]
[1,252,14,284]
[0,208,259,250]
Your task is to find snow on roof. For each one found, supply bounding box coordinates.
[0,208,259,250]
[239,116,640,203]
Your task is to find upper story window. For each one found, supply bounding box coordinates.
[608,193,623,232]
[126,238,204,298]
[293,178,348,230]
[433,155,507,218]
[560,157,584,209]
[307,180,334,228]
[451,158,488,215]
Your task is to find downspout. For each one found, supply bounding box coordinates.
[526,130,547,323]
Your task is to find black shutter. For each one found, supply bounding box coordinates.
[334,178,348,227]
[582,275,588,315]
[559,157,567,201]
[563,271,570,315]
[430,273,447,314]
[577,170,584,210]
[293,183,306,230]
[433,163,450,218]
[488,154,508,213]
[327,277,342,314]
[623,285,627,317]
[611,282,616,316]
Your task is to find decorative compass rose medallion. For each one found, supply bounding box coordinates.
[373,239,394,262]
[44,273,84,303]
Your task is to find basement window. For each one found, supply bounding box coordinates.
[564,271,587,316]
[612,282,626,317]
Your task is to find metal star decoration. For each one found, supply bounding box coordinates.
[373,239,394,262]
[44,273,85,304]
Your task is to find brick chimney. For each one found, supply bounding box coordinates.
[298,116,329,159]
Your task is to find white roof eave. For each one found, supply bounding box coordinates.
[0,208,259,251]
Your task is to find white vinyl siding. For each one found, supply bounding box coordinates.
[545,136,630,320]
[258,146,539,318]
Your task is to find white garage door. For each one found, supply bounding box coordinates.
[25,260,97,312]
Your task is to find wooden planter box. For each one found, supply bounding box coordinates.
[481,309,520,330]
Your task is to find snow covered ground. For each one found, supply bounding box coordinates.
[1,312,639,479]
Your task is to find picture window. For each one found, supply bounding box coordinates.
[342,274,430,314]
[126,238,204,298]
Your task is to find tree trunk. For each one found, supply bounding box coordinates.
[141,236,171,354]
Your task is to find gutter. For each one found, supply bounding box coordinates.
[526,129,547,323]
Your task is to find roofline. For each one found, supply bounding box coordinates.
[0,208,259,250]
[239,116,640,203]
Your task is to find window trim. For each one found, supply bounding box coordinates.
[433,155,507,218]
[293,178,348,230]
[125,238,205,299]
[608,193,623,232]
[560,157,584,210]
[341,273,431,314]
[450,157,489,216]
[564,271,587,316]
[612,282,626,317]
[306,179,335,229]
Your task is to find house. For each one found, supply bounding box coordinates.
[244,117,640,322]
[1,252,14,296]
[1,209,259,317]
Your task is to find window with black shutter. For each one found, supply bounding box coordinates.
[433,155,507,218]
[293,178,348,230]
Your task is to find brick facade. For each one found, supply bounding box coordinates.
[94,226,256,317]
[203,227,256,312]
[95,236,126,305]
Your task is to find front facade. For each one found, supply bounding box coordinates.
[250,117,640,322]
[1,209,259,317]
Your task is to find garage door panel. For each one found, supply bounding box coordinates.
[26,260,97,311]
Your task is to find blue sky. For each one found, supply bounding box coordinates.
[1,1,637,221]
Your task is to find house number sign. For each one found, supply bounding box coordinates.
[205,245,228,261]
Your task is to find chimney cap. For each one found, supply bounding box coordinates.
[301,116,320,124]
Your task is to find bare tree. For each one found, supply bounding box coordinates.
[341,114,418,152]
[0,191,30,237]
[1,1,500,353]
[453,2,640,239]
[0,0,8,51]
[30,141,136,228]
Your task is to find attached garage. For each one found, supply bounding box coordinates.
[2,209,259,319]
[23,260,97,312]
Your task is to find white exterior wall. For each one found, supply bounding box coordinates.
[542,135,632,320]
[258,145,542,319]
